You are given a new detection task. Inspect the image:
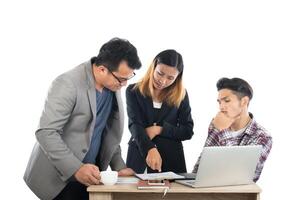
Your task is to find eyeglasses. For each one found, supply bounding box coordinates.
[106,67,136,84]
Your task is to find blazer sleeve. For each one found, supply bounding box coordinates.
[110,145,127,171]
[126,86,156,157]
[35,74,82,182]
[159,91,194,141]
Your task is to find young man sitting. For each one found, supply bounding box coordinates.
[193,77,272,182]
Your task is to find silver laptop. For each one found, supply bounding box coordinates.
[176,145,262,187]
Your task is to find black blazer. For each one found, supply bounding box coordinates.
[126,83,194,173]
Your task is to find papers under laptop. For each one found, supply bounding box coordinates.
[135,172,185,180]
[177,172,196,180]
[176,145,262,188]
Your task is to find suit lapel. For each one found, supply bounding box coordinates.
[114,90,124,134]
[144,96,156,125]
[85,62,97,141]
[87,89,96,119]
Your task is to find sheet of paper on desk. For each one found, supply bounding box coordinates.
[117,177,140,184]
[135,172,185,180]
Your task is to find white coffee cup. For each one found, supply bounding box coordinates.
[100,171,118,185]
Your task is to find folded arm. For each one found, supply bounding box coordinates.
[159,92,194,141]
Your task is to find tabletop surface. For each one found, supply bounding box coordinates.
[88,182,261,194]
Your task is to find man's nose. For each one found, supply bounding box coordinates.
[219,103,226,111]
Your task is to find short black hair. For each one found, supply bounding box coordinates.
[91,37,141,71]
[216,77,253,100]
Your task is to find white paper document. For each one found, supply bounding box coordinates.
[135,172,185,180]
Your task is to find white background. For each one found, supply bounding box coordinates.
[0,0,299,199]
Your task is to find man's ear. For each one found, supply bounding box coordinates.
[241,96,250,107]
[94,65,107,73]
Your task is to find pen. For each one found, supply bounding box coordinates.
[162,187,168,198]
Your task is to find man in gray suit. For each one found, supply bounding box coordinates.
[24,38,142,200]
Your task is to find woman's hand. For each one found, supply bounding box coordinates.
[146,148,162,172]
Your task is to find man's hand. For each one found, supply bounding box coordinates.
[146,148,162,172]
[118,168,135,176]
[212,111,240,131]
[74,164,100,186]
[146,125,162,140]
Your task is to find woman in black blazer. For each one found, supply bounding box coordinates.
[126,49,194,173]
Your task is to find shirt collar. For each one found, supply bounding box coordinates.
[243,112,258,136]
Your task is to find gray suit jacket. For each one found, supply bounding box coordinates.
[24,60,126,200]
